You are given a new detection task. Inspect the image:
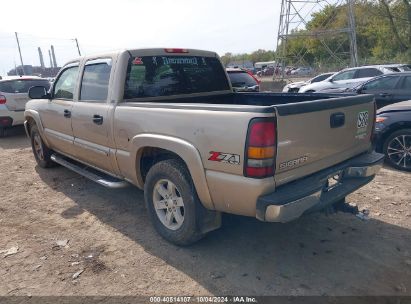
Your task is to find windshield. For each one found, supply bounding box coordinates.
[124,56,230,99]
[0,79,50,93]
[227,71,257,87]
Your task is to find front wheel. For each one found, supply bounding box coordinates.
[144,159,205,245]
[30,125,55,168]
[383,129,411,172]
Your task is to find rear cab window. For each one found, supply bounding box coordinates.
[124,55,230,99]
[0,79,50,93]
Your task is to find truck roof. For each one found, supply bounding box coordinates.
[64,48,219,66]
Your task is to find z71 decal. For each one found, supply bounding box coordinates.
[208,151,240,165]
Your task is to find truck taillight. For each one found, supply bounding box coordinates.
[244,118,277,178]
[0,95,6,104]
[164,48,189,53]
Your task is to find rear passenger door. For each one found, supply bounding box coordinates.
[361,75,401,108]
[395,76,411,103]
[71,58,114,172]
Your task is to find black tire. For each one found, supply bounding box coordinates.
[383,128,411,172]
[0,128,5,138]
[144,159,204,246]
[30,125,55,168]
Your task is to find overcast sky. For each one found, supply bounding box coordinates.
[0,0,282,76]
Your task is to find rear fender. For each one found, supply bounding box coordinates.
[129,134,214,210]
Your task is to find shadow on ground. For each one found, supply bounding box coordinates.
[0,126,29,150]
[35,165,411,296]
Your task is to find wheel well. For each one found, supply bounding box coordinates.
[139,147,187,182]
[376,122,411,152]
[26,117,36,136]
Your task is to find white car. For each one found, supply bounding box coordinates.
[0,76,50,136]
[282,72,335,93]
[290,66,313,76]
[299,65,401,93]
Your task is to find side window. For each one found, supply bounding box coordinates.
[332,70,356,81]
[80,59,112,102]
[401,76,411,89]
[363,76,400,90]
[53,66,79,99]
[356,68,383,79]
[311,73,331,83]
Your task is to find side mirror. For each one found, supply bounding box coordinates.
[329,78,334,82]
[29,86,50,99]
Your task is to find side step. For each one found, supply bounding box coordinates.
[51,154,129,189]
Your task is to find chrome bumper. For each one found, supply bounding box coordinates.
[257,151,384,223]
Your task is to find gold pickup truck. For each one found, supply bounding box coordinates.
[24,48,384,245]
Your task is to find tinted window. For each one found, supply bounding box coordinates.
[364,76,400,90]
[356,68,383,78]
[53,66,79,99]
[401,76,411,89]
[124,56,230,99]
[228,71,257,87]
[332,70,356,81]
[311,73,332,83]
[0,79,50,93]
[80,59,112,101]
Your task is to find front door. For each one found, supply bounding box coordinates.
[71,58,114,172]
[40,64,80,155]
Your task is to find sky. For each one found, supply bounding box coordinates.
[0,0,284,77]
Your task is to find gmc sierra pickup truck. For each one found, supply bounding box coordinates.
[25,48,384,245]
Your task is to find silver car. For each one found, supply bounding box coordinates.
[0,76,50,136]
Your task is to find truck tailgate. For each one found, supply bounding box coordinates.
[274,95,375,186]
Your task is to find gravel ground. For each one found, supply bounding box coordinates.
[0,126,410,296]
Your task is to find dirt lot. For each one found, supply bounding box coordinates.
[1,126,410,296]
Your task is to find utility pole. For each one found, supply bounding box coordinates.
[348,0,359,67]
[74,38,81,56]
[14,32,25,75]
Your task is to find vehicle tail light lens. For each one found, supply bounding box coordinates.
[0,95,6,104]
[244,118,277,178]
[164,48,189,53]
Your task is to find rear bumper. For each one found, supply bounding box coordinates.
[0,105,24,127]
[256,151,384,222]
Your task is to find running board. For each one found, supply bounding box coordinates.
[51,154,129,189]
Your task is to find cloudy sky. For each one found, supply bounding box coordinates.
[0,0,283,76]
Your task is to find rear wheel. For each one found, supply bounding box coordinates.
[30,125,55,168]
[383,129,411,172]
[144,159,204,245]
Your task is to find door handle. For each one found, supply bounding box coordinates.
[379,93,391,97]
[63,109,71,118]
[92,114,103,125]
[330,112,345,128]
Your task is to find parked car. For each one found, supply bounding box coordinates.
[290,66,314,76]
[25,48,383,245]
[374,100,411,171]
[226,68,260,92]
[354,72,411,109]
[299,65,401,93]
[321,72,411,109]
[0,76,50,137]
[282,72,335,93]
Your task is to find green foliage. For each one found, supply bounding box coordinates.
[220,49,276,67]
